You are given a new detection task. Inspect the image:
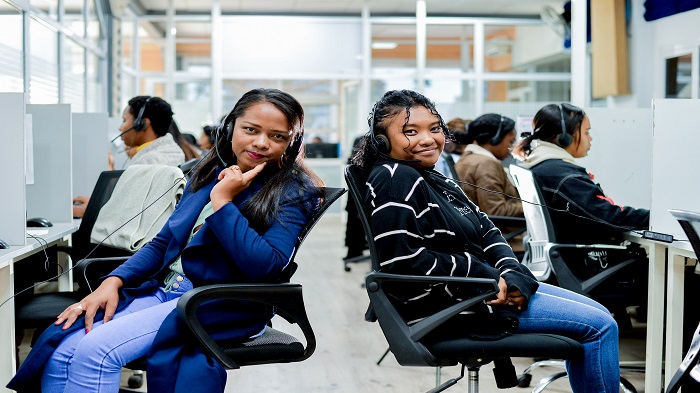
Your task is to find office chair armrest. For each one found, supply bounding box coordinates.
[176,283,315,370]
[488,216,526,228]
[365,272,499,366]
[546,243,640,295]
[74,256,130,294]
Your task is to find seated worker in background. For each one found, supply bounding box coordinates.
[445,117,469,161]
[73,96,185,218]
[455,113,522,218]
[455,113,524,253]
[9,88,324,393]
[199,125,216,152]
[514,103,648,244]
[352,89,622,393]
[169,120,202,161]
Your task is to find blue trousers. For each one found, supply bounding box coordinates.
[517,283,620,393]
[41,279,192,393]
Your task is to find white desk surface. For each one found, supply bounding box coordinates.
[0,220,79,392]
[0,222,80,269]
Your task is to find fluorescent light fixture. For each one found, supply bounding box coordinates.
[372,41,398,50]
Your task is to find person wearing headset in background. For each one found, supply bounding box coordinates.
[9,88,324,393]
[352,89,621,393]
[199,125,215,152]
[454,114,524,253]
[445,117,469,161]
[514,103,649,245]
[72,96,185,218]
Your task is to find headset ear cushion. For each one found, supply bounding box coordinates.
[558,132,572,147]
[225,122,234,141]
[375,134,391,153]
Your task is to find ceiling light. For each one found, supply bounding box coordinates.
[371,41,398,50]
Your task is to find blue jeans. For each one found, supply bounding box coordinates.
[41,277,193,393]
[517,283,619,393]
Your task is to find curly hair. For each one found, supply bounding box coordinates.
[352,89,448,172]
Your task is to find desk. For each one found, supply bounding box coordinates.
[624,233,697,393]
[0,222,79,392]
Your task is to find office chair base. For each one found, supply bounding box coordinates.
[532,372,637,393]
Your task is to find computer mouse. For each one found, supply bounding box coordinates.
[27,217,53,228]
[0,238,8,249]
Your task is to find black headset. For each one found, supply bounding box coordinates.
[369,101,392,154]
[556,103,573,147]
[489,115,505,145]
[132,96,153,132]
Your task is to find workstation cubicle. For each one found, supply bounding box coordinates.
[578,100,700,392]
[0,92,111,390]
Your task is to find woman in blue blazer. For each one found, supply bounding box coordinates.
[9,88,324,393]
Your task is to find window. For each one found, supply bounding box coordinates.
[666,54,692,99]
[0,4,23,92]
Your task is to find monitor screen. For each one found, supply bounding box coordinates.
[305,142,339,158]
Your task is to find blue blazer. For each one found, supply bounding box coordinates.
[9,171,318,393]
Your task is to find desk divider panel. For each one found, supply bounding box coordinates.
[0,93,26,246]
[650,99,700,240]
[578,108,652,210]
[72,113,109,197]
[26,104,73,224]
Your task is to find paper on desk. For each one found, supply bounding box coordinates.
[27,229,49,236]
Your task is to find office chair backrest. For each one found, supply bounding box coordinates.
[73,170,125,256]
[669,209,700,261]
[275,187,345,282]
[178,158,199,179]
[509,165,554,281]
[344,165,381,272]
[666,320,700,393]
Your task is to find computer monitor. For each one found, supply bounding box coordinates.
[305,142,339,158]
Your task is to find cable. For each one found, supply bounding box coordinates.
[429,169,650,236]
[0,154,207,311]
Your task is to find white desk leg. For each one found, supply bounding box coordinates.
[56,236,72,292]
[645,242,666,393]
[0,264,17,392]
[665,250,686,391]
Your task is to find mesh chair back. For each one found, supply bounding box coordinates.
[344,165,381,272]
[509,165,552,281]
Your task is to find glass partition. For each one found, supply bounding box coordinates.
[175,21,211,73]
[0,5,23,92]
[29,17,59,104]
[62,37,86,112]
[372,23,416,69]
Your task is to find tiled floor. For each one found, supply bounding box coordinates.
[18,215,648,392]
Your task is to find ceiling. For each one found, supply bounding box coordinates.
[133,0,565,16]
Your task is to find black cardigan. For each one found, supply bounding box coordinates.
[529,159,650,244]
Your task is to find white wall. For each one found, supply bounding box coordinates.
[609,1,700,108]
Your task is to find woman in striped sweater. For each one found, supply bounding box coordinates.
[352,90,621,393]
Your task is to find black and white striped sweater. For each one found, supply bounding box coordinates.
[364,160,538,321]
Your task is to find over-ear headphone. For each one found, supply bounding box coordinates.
[489,115,505,145]
[132,96,153,132]
[557,103,573,147]
[369,101,391,153]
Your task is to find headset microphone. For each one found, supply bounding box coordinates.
[110,127,135,143]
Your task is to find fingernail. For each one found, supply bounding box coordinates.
[85,329,90,334]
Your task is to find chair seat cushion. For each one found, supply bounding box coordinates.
[425,333,583,365]
[15,292,82,328]
[223,327,304,366]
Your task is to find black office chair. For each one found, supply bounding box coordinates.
[15,170,132,345]
[509,165,644,391]
[344,164,584,393]
[178,158,199,179]
[75,187,345,391]
[666,209,700,393]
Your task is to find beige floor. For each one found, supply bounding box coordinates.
[19,215,648,392]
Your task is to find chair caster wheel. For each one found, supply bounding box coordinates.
[128,375,143,389]
[344,266,351,272]
[517,373,532,388]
